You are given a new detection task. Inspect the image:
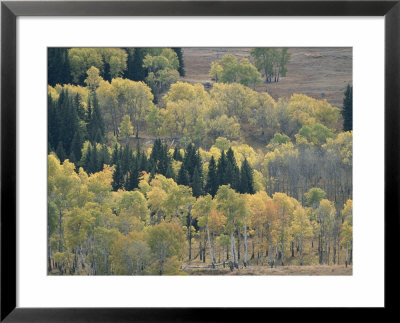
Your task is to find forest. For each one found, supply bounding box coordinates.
[48,47,353,275]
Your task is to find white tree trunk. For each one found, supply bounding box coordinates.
[206,224,214,265]
[243,217,248,266]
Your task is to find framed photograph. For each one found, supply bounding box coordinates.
[1,0,398,321]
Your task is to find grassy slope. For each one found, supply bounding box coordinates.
[181,47,352,108]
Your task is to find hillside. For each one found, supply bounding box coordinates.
[182,47,352,108]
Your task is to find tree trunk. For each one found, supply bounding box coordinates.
[212,232,216,265]
[243,218,248,266]
[199,240,203,261]
[206,224,214,265]
[230,231,238,267]
[188,206,192,263]
[203,234,207,263]
[47,221,52,273]
[58,210,63,252]
[299,243,303,266]
[237,228,241,261]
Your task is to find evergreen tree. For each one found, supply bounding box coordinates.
[205,156,218,197]
[124,48,147,81]
[73,93,85,121]
[165,163,175,180]
[89,144,99,173]
[192,167,203,198]
[69,151,77,165]
[148,139,172,176]
[121,145,132,175]
[158,145,170,176]
[173,146,183,161]
[70,128,84,164]
[87,93,105,143]
[149,165,156,183]
[112,162,124,191]
[239,158,255,194]
[57,90,79,157]
[342,84,353,131]
[172,48,185,77]
[181,143,197,181]
[48,94,60,151]
[217,150,227,186]
[83,144,92,172]
[225,148,240,190]
[48,48,71,86]
[177,165,189,186]
[99,144,110,167]
[103,60,111,82]
[125,157,139,191]
[111,144,120,165]
[139,152,148,173]
[56,141,67,162]
[149,139,162,172]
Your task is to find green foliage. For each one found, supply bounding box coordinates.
[305,188,326,209]
[251,48,291,83]
[209,54,261,87]
[69,48,128,84]
[297,123,334,145]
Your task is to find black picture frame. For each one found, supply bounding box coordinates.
[1,0,399,321]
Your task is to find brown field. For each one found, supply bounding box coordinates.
[182,265,352,276]
[181,47,352,108]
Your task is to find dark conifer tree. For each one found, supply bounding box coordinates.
[56,141,67,162]
[48,48,71,86]
[58,90,79,157]
[177,165,189,186]
[70,128,84,164]
[139,152,148,173]
[149,165,156,183]
[158,145,170,176]
[173,146,183,161]
[192,167,203,198]
[69,151,77,165]
[125,48,147,81]
[239,158,255,194]
[165,164,175,180]
[73,93,86,121]
[181,144,196,180]
[103,60,111,82]
[111,144,119,165]
[148,139,172,176]
[87,93,105,143]
[112,162,124,191]
[225,148,240,191]
[126,157,139,191]
[121,145,132,175]
[48,94,60,151]
[149,139,162,172]
[205,156,218,197]
[342,84,353,131]
[172,48,185,77]
[217,150,227,186]
[89,144,99,173]
[83,144,92,172]
[99,144,111,167]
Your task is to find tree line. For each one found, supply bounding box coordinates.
[48,152,352,275]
